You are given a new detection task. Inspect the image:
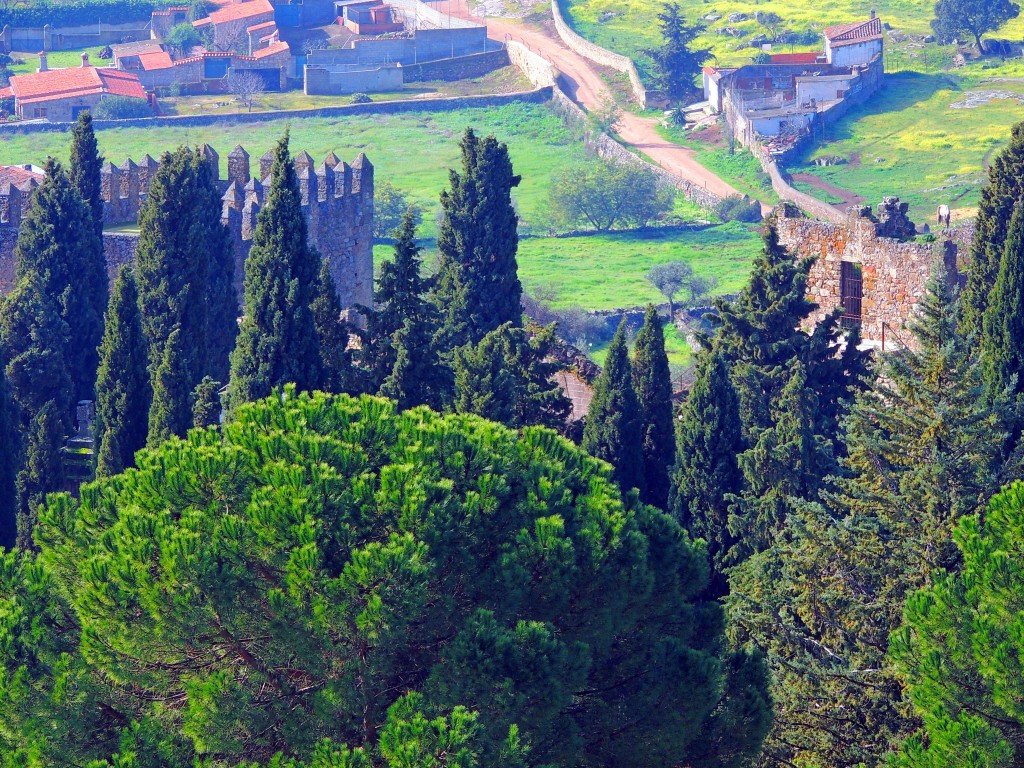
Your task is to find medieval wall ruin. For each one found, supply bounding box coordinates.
[0,144,375,312]
[777,198,958,349]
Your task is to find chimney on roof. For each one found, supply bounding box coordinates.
[870,7,876,18]
[81,51,90,67]
[37,51,47,72]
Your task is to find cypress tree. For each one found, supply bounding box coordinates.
[228,132,322,409]
[191,375,221,429]
[69,110,105,241]
[582,319,645,495]
[148,327,192,446]
[0,353,17,549]
[313,259,358,394]
[15,158,106,404]
[365,208,435,391]
[981,197,1024,404]
[0,275,72,430]
[672,344,744,593]
[380,315,445,411]
[194,149,238,383]
[136,147,208,435]
[433,128,523,349]
[728,266,1021,768]
[453,322,571,429]
[632,305,675,509]
[15,400,65,549]
[963,122,1024,335]
[95,266,150,478]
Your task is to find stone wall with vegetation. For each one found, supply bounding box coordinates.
[777,204,958,348]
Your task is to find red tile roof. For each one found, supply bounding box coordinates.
[0,86,11,99]
[9,67,146,105]
[770,52,824,64]
[193,0,273,27]
[251,40,289,58]
[0,165,43,186]
[138,50,175,70]
[247,20,276,32]
[824,17,882,42]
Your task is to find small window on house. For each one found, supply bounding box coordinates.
[840,261,863,329]
[33,107,47,118]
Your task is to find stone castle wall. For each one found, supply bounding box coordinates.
[0,144,375,313]
[777,201,958,349]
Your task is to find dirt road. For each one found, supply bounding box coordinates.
[434,0,746,201]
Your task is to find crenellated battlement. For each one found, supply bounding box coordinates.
[0,144,375,315]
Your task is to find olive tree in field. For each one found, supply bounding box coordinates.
[647,259,717,316]
[932,0,1020,53]
[228,70,266,113]
[549,158,675,232]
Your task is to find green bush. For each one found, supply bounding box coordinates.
[92,95,151,120]
[350,92,373,103]
[0,0,166,28]
[715,194,762,223]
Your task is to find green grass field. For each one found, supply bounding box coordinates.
[562,0,1024,70]
[790,69,1022,222]
[0,102,586,238]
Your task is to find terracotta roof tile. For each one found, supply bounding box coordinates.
[0,165,44,186]
[769,52,824,64]
[138,51,175,70]
[194,0,274,27]
[251,40,289,58]
[10,67,146,104]
[824,17,882,42]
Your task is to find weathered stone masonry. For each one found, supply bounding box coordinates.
[0,144,375,313]
[777,199,958,349]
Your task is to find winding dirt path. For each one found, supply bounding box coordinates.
[432,0,746,202]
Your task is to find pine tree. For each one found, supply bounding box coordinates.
[981,197,1024,404]
[136,147,208,435]
[364,209,435,391]
[672,344,743,593]
[14,400,65,549]
[380,315,445,411]
[148,327,193,446]
[68,110,104,241]
[728,266,1021,768]
[644,3,712,102]
[314,259,359,394]
[582,319,645,495]
[228,133,322,409]
[0,352,18,549]
[453,322,571,429]
[14,158,106,404]
[963,123,1024,335]
[632,305,675,509]
[95,266,150,478]
[433,128,523,350]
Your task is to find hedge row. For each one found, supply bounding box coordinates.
[0,0,167,29]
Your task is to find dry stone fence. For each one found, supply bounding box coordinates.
[0,144,375,313]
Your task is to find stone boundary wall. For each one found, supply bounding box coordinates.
[777,206,958,348]
[402,48,509,82]
[506,40,557,87]
[548,0,649,107]
[0,88,553,134]
[756,149,845,224]
[386,0,478,29]
[1,20,150,52]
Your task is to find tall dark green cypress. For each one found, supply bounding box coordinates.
[963,122,1024,336]
[632,305,675,509]
[672,344,744,593]
[14,158,106,404]
[981,198,1024,404]
[380,315,445,411]
[95,266,150,478]
[15,400,65,549]
[582,319,645,496]
[433,128,523,349]
[69,110,105,241]
[313,259,358,394]
[193,149,238,383]
[148,327,192,446]
[0,351,17,549]
[365,208,436,391]
[228,132,322,409]
[136,147,208,436]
